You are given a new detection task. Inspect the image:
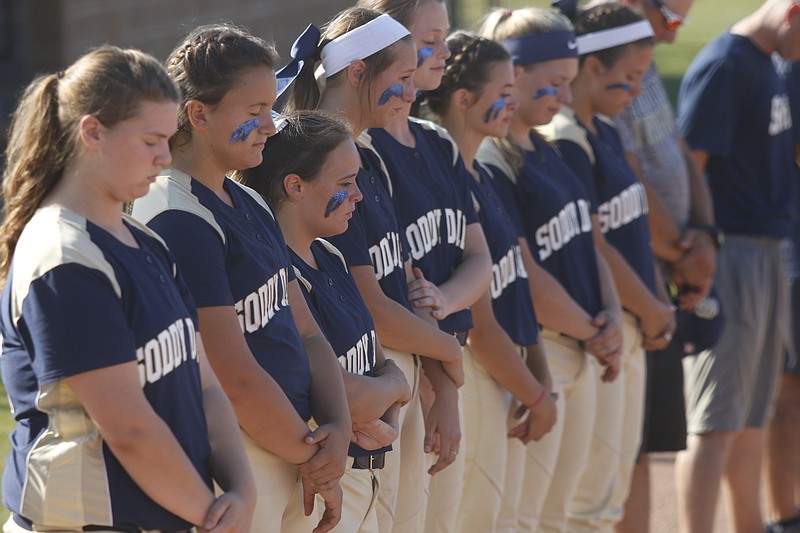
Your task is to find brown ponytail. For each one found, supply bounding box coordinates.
[0,45,178,283]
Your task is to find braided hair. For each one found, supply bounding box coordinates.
[424,31,510,118]
[166,23,279,149]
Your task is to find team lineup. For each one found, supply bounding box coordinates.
[0,0,799,533]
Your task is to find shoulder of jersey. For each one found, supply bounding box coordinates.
[292,238,349,293]
[476,138,517,185]
[409,117,460,167]
[355,131,395,197]
[130,169,276,245]
[536,106,596,165]
[10,206,121,323]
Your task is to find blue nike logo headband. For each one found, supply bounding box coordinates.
[501,31,579,66]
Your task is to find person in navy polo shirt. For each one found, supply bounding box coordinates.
[676,1,800,531]
[763,56,800,533]
[237,110,412,533]
[0,46,254,533]
[131,24,351,533]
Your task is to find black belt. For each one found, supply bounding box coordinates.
[352,452,385,470]
[12,513,188,533]
[453,330,468,346]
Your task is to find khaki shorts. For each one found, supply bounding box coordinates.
[684,235,788,434]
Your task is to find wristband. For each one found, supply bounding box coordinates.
[527,388,548,412]
[690,224,725,249]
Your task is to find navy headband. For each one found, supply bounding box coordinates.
[275,24,321,96]
[501,31,579,66]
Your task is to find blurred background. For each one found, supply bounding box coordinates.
[0,0,762,154]
[0,0,763,514]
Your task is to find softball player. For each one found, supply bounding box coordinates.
[283,8,467,533]
[419,31,558,533]
[237,110,413,533]
[130,24,351,533]
[353,6,496,533]
[0,46,254,532]
[538,6,676,531]
[477,8,626,532]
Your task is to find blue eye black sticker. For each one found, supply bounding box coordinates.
[532,86,558,100]
[325,190,349,218]
[417,47,434,67]
[605,83,632,92]
[378,84,404,106]
[484,98,506,123]
[230,119,260,144]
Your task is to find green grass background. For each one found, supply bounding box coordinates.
[457,0,763,103]
[0,0,764,514]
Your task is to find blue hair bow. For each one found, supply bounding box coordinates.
[552,0,579,21]
[276,24,321,96]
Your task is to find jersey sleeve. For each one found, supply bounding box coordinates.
[454,155,480,224]
[147,210,234,308]
[486,164,526,237]
[325,207,373,268]
[555,140,599,213]
[678,58,737,156]
[19,264,136,384]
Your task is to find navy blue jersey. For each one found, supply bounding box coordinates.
[362,118,480,334]
[478,134,603,317]
[544,109,658,296]
[468,162,539,346]
[131,169,312,420]
[326,147,412,312]
[678,32,796,238]
[0,207,210,531]
[290,239,390,458]
[776,58,800,256]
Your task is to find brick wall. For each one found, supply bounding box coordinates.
[56,0,353,64]
[0,0,352,160]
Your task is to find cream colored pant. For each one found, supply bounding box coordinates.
[568,313,645,533]
[2,516,190,533]
[455,344,515,533]
[375,347,427,533]
[424,347,466,533]
[319,461,380,533]
[241,432,317,533]
[515,330,597,533]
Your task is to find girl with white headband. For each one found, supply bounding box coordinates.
[352,2,518,533]
[131,24,352,533]
[283,8,468,532]
[477,7,625,532]
[538,4,676,532]
[410,23,558,532]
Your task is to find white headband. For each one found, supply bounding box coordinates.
[320,14,410,77]
[576,20,654,55]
